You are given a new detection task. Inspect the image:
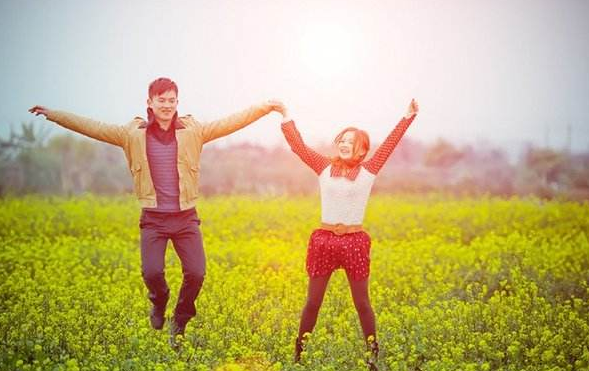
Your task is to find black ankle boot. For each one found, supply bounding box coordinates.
[366,339,379,371]
[294,337,305,363]
[169,316,186,350]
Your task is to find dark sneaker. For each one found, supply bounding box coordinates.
[149,306,166,330]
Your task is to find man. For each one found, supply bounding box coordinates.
[29,77,284,346]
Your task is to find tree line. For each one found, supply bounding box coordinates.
[1,123,588,200]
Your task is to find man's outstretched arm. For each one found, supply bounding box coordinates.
[200,100,284,144]
[29,106,127,147]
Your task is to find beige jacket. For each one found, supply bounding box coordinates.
[46,103,272,210]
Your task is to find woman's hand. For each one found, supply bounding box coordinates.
[404,99,419,119]
[267,99,289,121]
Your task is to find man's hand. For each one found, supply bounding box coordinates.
[404,99,419,119]
[29,105,50,118]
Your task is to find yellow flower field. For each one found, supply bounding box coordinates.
[1,195,588,371]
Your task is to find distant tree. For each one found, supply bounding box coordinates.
[524,148,566,187]
[1,123,588,200]
[0,122,59,195]
[46,135,130,194]
[568,154,589,189]
[424,139,464,168]
[516,147,567,198]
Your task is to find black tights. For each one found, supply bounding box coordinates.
[297,271,376,341]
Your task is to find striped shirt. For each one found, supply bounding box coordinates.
[145,123,181,212]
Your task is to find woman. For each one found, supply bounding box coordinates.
[278,99,419,370]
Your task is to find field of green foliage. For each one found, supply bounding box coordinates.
[1,195,588,371]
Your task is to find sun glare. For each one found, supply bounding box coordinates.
[299,22,362,78]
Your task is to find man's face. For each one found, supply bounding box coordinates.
[147,90,178,123]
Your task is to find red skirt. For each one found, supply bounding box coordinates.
[306,228,371,281]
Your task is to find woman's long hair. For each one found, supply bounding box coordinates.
[331,127,370,170]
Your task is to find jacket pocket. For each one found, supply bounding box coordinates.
[185,165,199,199]
[131,163,142,196]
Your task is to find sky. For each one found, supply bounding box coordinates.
[1,0,588,156]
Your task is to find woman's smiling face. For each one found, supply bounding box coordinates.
[337,131,355,160]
